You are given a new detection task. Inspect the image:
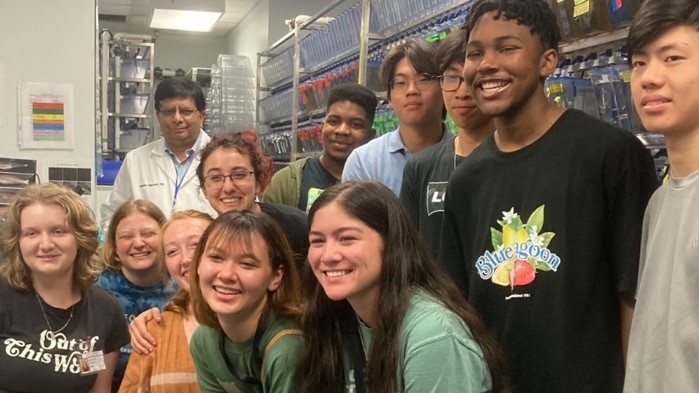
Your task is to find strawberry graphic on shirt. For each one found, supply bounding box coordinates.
[488,206,556,290]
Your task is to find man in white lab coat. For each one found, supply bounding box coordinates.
[101,78,217,231]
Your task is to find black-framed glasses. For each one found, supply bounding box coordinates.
[389,73,437,93]
[158,107,198,117]
[436,75,465,92]
[203,171,255,188]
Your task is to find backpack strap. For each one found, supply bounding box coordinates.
[260,328,303,389]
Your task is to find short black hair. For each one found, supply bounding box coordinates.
[379,37,439,99]
[326,84,379,125]
[627,0,699,60]
[436,29,468,74]
[154,77,205,112]
[464,0,561,51]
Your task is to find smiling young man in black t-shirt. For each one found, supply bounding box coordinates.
[264,84,377,211]
[439,1,658,392]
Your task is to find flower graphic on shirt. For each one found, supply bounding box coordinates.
[479,205,559,290]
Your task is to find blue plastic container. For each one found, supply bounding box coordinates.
[97,160,122,186]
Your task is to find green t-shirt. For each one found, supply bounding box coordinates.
[190,312,303,393]
[343,290,492,393]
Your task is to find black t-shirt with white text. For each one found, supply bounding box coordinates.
[0,281,129,393]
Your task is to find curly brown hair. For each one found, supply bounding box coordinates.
[196,130,275,195]
[0,183,101,291]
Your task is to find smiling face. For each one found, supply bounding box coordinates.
[201,148,259,214]
[197,231,283,324]
[162,217,209,292]
[156,97,204,150]
[321,101,374,165]
[389,57,444,128]
[307,201,383,314]
[19,203,78,283]
[631,25,699,137]
[442,62,492,132]
[464,12,557,119]
[115,211,161,276]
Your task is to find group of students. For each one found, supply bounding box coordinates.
[0,180,508,393]
[1,0,698,392]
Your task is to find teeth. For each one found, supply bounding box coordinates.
[645,100,665,106]
[131,252,150,257]
[215,286,241,295]
[481,81,508,91]
[221,198,240,203]
[326,270,351,277]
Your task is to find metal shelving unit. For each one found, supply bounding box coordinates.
[256,0,475,163]
[98,32,155,163]
[255,0,635,164]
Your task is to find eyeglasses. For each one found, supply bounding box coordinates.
[158,107,199,118]
[436,75,465,92]
[203,170,254,188]
[389,74,437,93]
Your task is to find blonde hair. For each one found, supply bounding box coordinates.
[101,199,166,272]
[160,210,214,314]
[0,183,101,291]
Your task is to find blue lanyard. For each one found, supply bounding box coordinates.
[173,157,193,207]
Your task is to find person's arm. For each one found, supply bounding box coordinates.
[602,137,656,364]
[129,307,162,355]
[440,182,468,295]
[87,351,120,393]
[117,341,152,393]
[403,335,490,393]
[619,291,635,365]
[399,158,421,227]
[263,167,291,205]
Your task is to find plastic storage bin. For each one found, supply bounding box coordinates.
[119,94,149,114]
[97,160,122,186]
[112,58,150,79]
[119,129,149,150]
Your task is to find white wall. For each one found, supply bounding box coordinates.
[225,0,341,75]
[266,0,335,47]
[0,0,97,210]
[154,32,226,71]
[225,0,271,77]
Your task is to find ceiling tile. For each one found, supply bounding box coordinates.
[132,5,150,16]
[101,0,133,5]
[130,15,149,27]
[100,4,131,15]
[98,0,261,37]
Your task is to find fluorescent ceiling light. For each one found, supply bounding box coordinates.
[149,9,222,32]
[148,0,224,32]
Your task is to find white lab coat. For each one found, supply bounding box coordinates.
[100,131,217,231]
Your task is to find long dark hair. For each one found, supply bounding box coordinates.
[301,181,511,393]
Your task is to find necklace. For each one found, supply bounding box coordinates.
[35,291,75,335]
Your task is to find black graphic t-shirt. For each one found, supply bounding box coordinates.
[0,281,129,393]
[298,156,339,212]
[440,110,658,393]
[400,136,460,258]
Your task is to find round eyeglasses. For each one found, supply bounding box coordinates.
[203,171,254,188]
[389,73,437,93]
[436,75,465,92]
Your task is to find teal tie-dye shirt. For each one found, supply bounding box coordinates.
[97,270,177,392]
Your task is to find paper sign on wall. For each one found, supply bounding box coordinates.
[18,82,75,150]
